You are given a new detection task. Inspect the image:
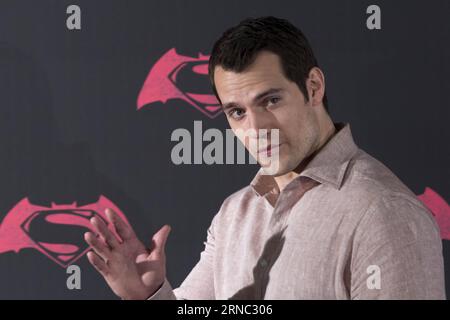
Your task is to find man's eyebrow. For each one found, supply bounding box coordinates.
[222,101,239,111]
[221,88,283,111]
[252,88,284,104]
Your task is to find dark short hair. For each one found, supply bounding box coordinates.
[208,16,328,111]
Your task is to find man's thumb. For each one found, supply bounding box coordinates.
[151,225,171,255]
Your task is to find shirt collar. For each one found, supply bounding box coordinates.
[250,123,359,196]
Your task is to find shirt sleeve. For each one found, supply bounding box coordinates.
[350,194,446,299]
[148,212,218,300]
[146,278,176,300]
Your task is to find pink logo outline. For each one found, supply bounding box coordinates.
[137,48,222,119]
[0,196,129,268]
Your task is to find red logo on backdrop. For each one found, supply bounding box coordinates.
[137,48,222,119]
[418,187,450,240]
[0,196,129,267]
[0,189,446,269]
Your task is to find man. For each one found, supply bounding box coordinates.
[84,16,445,299]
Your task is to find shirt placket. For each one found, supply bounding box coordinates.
[255,177,319,299]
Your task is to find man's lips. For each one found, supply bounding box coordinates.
[257,143,282,155]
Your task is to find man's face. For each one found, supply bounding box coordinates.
[214,51,322,176]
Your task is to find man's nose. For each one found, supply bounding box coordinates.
[246,109,273,135]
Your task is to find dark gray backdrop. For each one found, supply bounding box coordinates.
[0,0,448,299]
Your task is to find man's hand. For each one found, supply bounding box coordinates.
[84,208,171,300]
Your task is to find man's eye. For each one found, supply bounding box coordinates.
[266,96,281,107]
[229,108,245,120]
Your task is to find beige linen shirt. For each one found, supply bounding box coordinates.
[150,123,445,300]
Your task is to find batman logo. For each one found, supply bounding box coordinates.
[137,48,222,119]
[0,196,129,267]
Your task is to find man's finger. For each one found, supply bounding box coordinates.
[105,208,136,241]
[84,232,111,261]
[87,251,110,277]
[90,216,119,249]
[150,225,171,257]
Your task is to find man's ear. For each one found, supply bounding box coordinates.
[306,67,326,107]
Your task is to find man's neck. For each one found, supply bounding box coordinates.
[274,121,337,192]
